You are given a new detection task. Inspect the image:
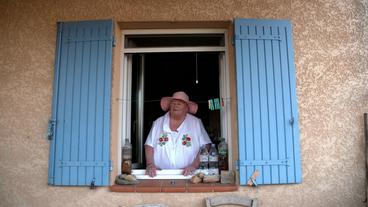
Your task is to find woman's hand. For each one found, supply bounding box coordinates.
[145,164,160,177]
[182,165,196,176]
[182,150,201,176]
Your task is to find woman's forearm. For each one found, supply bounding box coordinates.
[145,145,155,167]
[145,145,158,177]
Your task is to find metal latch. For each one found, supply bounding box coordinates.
[289,117,294,125]
[47,119,56,140]
[90,178,96,189]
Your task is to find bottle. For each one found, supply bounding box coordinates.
[218,138,229,172]
[208,143,219,176]
[121,138,132,174]
[199,146,209,175]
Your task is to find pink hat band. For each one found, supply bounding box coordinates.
[160,91,198,114]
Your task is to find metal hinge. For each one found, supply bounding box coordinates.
[235,159,289,169]
[109,160,113,171]
[47,119,56,140]
[112,36,116,47]
[234,160,240,170]
[234,34,281,41]
[57,22,63,33]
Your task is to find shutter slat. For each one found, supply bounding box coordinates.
[287,25,302,184]
[48,23,62,185]
[279,26,294,183]
[78,39,90,185]
[235,24,247,181]
[247,24,258,182]
[257,25,271,184]
[241,24,254,182]
[235,19,301,185]
[86,38,98,185]
[53,25,69,185]
[60,26,73,185]
[273,25,288,184]
[94,38,106,185]
[103,26,113,184]
[264,25,279,184]
[270,25,282,183]
[62,26,77,185]
[69,35,83,185]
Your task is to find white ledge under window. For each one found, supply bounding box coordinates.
[132,169,194,179]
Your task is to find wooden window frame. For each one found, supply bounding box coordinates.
[118,28,233,179]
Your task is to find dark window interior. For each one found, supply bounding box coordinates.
[125,34,225,48]
[130,52,221,168]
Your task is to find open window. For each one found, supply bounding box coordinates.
[119,29,232,178]
[47,19,301,186]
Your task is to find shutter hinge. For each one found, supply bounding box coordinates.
[235,34,281,41]
[234,160,240,170]
[109,160,113,171]
[47,119,56,140]
[232,35,235,45]
[57,22,63,34]
[112,36,116,47]
[238,159,289,166]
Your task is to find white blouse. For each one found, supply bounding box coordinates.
[145,112,211,169]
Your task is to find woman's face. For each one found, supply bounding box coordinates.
[169,99,188,118]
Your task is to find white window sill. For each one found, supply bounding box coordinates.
[132,169,194,179]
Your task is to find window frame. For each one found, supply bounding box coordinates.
[118,28,233,178]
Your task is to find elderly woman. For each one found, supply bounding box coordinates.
[144,91,212,177]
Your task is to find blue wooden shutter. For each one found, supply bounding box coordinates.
[48,20,113,186]
[234,19,301,185]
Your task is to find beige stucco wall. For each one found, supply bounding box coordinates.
[1,0,367,206]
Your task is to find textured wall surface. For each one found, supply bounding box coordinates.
[0,0,367,206]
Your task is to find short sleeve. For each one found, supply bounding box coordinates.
[198,119,212,146]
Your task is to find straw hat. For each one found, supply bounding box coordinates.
[160,91,198,114]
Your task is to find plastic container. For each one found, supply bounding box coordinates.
[121,138,132,174]
[199,145,209,175]
[218,138,229,171]
[208,143,219,175]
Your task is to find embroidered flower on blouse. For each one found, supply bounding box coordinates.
[182,134,191,147]
[158,133,169,146]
